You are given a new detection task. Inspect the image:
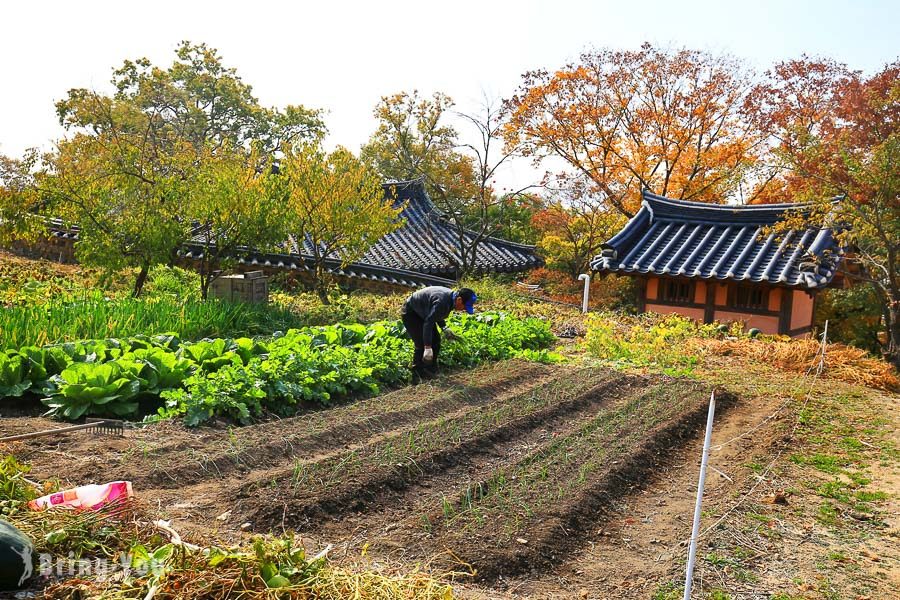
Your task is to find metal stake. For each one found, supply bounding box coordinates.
[684,390,716,599]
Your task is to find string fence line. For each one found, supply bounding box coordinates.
[676,321,830,596]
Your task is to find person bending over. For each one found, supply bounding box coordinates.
[400,286,476,379]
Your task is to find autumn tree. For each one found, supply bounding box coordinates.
[0,152,44,246]
[531,181,626,278]
[275,144,401,303]
[362,91,534,277]
[505,43,759,217]
[187,145,288,299]
[33,41,325,296]
[747,58,900,367]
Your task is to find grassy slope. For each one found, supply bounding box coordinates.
[644,355,898,600]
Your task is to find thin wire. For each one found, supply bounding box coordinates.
[710,320,829,452]
[680,321,829,547]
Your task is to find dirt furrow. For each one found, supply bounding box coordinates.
[241,368,631,533]
[100,363,563,535]
[18,361,552,490]
[139,361,554,489]
[305,373,653,552]
[468,393,736,582]
[402,382,736,583]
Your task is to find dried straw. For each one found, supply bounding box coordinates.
[702,338,899,391]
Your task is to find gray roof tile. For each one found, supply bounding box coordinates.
[590,190,842,289]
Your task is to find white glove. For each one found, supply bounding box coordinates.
[423,347,434,364]
[443,328,459,341]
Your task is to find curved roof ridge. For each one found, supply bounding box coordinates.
[642,189,813,212]
[590,190,843,289]
[403,179,539,252]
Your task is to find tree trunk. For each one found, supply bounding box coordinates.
[199,257,210,300]
[888,300,900,370]
[132,263,150,298]
[315,263,331,305]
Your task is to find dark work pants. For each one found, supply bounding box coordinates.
[401,311,441,377]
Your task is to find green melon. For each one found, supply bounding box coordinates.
[0,519,33,590]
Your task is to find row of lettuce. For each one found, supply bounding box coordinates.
[0,312,559,426]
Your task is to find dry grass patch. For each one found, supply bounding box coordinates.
[702,337,899,392]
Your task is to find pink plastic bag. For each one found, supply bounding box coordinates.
[28,481,133,511]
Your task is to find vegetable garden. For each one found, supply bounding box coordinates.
[3,257,894,599]
[1,312,558,426]
[2,352,733,597]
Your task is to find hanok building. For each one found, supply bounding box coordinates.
[180,178,542,290]
[17,179,542,292]
[590,191,843,337]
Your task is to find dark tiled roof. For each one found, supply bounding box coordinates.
[46,218,80,239]
[46,179,539,289]
[590,190,842,289]
[178,246,456,288]
[296,179,542,276]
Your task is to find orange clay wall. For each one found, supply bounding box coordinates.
[768,288,782,312]
[642,276,815,336]
[791,290,815,332]
[694,281,707,304]
[646,277,658,300]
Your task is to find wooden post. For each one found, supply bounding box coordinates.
[778,287,794,335]
[703,282,716,324]
[637,277,647,313]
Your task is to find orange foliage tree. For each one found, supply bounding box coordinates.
[746,58,900,367]
[504,43,760,217]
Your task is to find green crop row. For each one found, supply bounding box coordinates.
[0,312,558,426]
[0,293,313,351]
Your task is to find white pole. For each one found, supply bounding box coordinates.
[578,273,591,314]
[684,390,716,600]
[817,320,829,375]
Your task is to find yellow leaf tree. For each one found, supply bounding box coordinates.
[187,145,289,299]
[276,145,402,303]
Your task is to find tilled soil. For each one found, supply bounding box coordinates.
[2,359,738,596]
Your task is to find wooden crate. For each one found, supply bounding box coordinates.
[209,272,269,304]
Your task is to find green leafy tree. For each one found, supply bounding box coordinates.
[0,151,45,246]
[59,42,325,154]
[486,192,542,245]
[35,41,325,296]
[40,120,194,297]
[187,145,289,299]
[276,144,402,303]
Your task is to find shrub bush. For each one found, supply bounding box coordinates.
[584,312,726,376]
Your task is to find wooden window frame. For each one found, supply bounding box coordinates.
[658,279,696,306]
[717,282,781,316]
[729,283,769,310]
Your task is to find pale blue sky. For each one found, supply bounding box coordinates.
[2,0,896,188]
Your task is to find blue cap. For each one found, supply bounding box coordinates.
[459,289,477,314]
